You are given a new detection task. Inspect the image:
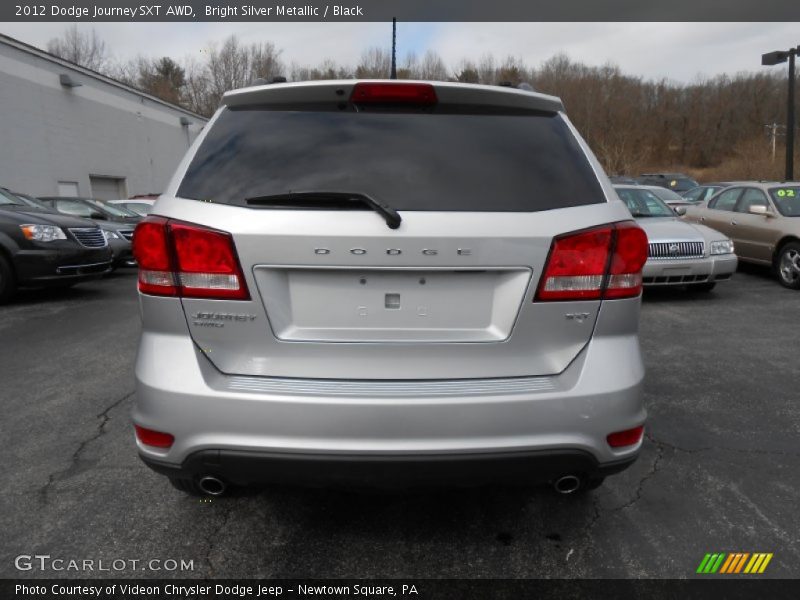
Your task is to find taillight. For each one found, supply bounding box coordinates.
[171,222,249,299]
[605,222,649,299]
[536,221,647,301]
[133,217,177,296]
[132,217,249,300]
[134,425,174,449]
[350,82,437,106]
[607,425,645,448]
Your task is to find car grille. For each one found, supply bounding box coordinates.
[648,241,704,260]
[69,228,108,248]
[118,230,135,241]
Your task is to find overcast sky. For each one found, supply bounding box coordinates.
[1,22,797,82]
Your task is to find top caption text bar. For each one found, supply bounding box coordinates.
[4,0,800,22]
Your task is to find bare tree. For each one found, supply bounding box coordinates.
[419,50,448,81]
[355,47,391,78]
[455,60,480,83]
[183,57,215,116]
[476,54,497,84]
[205,35,284,108]
[47,25,109,72]
[291,59,350,82]
[397,52,419,79]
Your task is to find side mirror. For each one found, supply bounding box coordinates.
[674,205,687,216]
[747,205,775,217]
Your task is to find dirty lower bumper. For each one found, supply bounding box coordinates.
[140,448,638,488]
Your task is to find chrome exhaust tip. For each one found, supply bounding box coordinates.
[198,475,227,496]
[553,474,582,494]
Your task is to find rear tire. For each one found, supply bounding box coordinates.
[774,241,800,290]
[690,282,716,292]
[0,254,16,304]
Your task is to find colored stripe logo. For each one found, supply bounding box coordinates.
[696,553,773,574]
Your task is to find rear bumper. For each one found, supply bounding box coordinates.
[642,253,737,286]
[140,448,637,488]
[133,298,646,485]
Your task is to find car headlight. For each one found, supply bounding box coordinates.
[710,240,734,255]
[103,229,121,240]
[19,224,66,242]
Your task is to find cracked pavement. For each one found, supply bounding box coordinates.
[1,266,798,579]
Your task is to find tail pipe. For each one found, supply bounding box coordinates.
[553,474,582,494]
[198,475,227,496]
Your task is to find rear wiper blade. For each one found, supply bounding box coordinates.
[245,191,402,230]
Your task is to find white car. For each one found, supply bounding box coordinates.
[614,185,737,291]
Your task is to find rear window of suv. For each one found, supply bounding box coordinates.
[177,107,604,212]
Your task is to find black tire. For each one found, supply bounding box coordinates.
[0,253,16,304]
[690,282,716,293]
[774,241,800,290]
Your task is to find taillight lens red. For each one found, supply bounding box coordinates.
[171,222,249,299]
[134,425,174,449]
[605,222,649,299]
[607,425,645,448]
[536,221,647,301]
[133,216,177,296]
[350,82,437,105]
[537,226,612,301]
[132,217,249,300]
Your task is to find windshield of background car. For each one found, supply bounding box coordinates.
[177,107,605,212]
[121,203,152,216]
[650,187,684,201]
[769,187,800,216]
[85,199,138,218]
[684,186,721,202]
[55,199,99,217]
[673,178,698,189]
[616,188,675,217]
[0,189,24,205]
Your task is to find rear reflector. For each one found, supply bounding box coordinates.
[350,82,437,105]
[536,221,647,301]
[607,425,645,448]
[134,425,174,449]
[133,217,249,300]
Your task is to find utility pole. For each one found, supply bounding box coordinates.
[765,122,785,161]
[789,49,796,179]
[390,18,397,79]
[762,46,798,180]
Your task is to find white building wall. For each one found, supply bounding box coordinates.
[0,36,206,198]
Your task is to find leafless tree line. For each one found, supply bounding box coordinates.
[46,26,797,180]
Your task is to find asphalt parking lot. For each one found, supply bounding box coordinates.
[1,267,798,579]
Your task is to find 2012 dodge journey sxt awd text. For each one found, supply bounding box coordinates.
[132,80,648,496]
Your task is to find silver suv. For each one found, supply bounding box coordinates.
[132,81,648,496]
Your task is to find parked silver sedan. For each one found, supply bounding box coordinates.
[615,185,737,291]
